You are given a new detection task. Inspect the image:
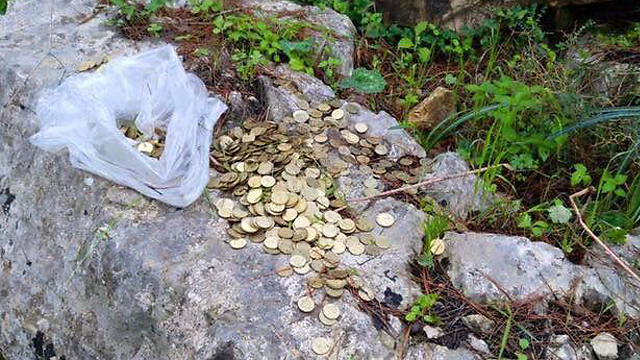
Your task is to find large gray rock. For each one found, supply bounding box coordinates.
[579,234,640,320]
[240,0,356,77]
[405,342,482,360]
[0,2,424,359]
[444,232,584,304]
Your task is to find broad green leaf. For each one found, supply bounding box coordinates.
[548,203,572,224]
[280,39,313,54]
[415,21,429,36]
[338,68,387,94]
[398,37,414,49]
[418,47,431,62]
[0,0,6,15]
[405,312,417,322]
[519,338,530,350]
[518,213,532,228]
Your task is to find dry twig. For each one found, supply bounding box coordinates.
[348,163,511,203]
[569,188,640,283]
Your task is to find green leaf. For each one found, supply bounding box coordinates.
[548,203,572,224]
[423,314,440,324]
[518,213,532,228]
[615,188,627,197]
[398,37,414,49]
[444,73,457,85]
[516,353,528,360]
[415,22,428,36]
[519,338,530,350]
[417,47,431,62]
[280,39,313,54]
[0,0,7,15]
[288,57,306,71]
[405,312,418,322]
[338,68,387,94]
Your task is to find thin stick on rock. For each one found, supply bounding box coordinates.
[569,188,640,283]
[348,163,511,203]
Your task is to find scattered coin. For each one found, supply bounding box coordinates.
[354,122,368,134]
[322,303,340,320]
[290,254,307,268]
[311,337,332,355]
[297,296,315,313]
[430,238,445,255]
[229,238,247,249]
[276,265,293,277]
[293,110,310,123]
[345,102,359,114]
[358,286,374,301]
[376,213,395,227]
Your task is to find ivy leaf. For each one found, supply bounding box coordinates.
[0,0,7,15]
[280,39,313,55]
[398,37,414,49]
[339,68,387,94]
[548,203,572,224]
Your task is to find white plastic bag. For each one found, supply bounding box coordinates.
[31,45,227,207]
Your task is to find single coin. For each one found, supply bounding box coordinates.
[354,122,368,134]
[323,210,341,223]
[257,161,274,175]
[338,218,355,232]
[345,103,359,114]
[271,191,289,205]
[293,110,310,123]
[348,242,365,256]
[376,213,395,227]
[248,176,262,188]
[247,189,263,204]
[331,109,345,120]
[264,236,279,249]
[293,215,311,229]
[311,337,332,354]
[260,176,276,188]
[322,223,339,238]
[278,227,294,239]
[290,254,307,268]
[374,144,388,156]
[276,265,293,277]
[137,142,154,154]
[229,238,247,249]
[325,286,344,298]
[317,103,331,113]
[325,279,347,290]
[332,241,346,254]
[364,178,378,188]
[315,134,328,143]
[308,276,325,289]
[282,208,298,222]
[322,303,340,320]
[430,238,445,255]
[297,296,315,313]
[356,218,374,232]
[278,239,294,254]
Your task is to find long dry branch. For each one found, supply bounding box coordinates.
[569,188,640,283]
[347,163,510,203]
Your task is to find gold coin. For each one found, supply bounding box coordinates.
[305,167,321,179]
[137,142,154,154]
[293,263,311,274]
[345,103,359,114]
[350,275,364,288]
[260,176,276,188]
[348,241,365,256]
[247,188,263,204]
[317,103,331,113]
[293,110,310,123]
[240,218,259,233]
[322,223,339,238]
[318,310,338,326]
[331,109,345,120]
[282,208,298,221]
[430,238,445,255]
[293,215,310,229]
[271,191,289,205]
[315,134,328,143]
[257,161,274,175]
[278,239,294,254]
[332,241,346,254]
[278,143,293,151]
[308,276,325,288]
[278,227,294,238]
[338,218,355,232]
[376,213,395,227]
[325,286,344,298]
[354,122,368,134]
[305,226,318,242]
[325,279,347,290]
[309,247,325,259]
[248,176,262,188]
[276,265,293,277]
[323,210,342,224]
[249,232,266,243]
[311,337,332,354]
[264,236,279,249]
[297,296,315,312]
[255,216,275,229]
[229,238,247,249]
[374,144,388,156]
[322,303,340,320]
[290,254,307,268]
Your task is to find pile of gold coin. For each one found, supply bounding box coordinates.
[208,97,417,337]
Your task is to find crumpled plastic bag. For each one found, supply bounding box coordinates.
[30,45,227,207]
